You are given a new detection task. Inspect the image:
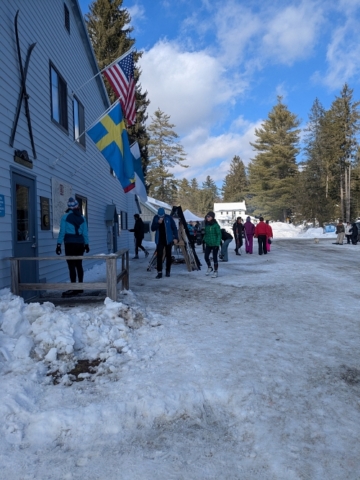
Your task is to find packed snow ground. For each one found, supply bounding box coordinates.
[1,224,359,479]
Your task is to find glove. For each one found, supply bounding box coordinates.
[84,244,90,253]
[56,244,61,255]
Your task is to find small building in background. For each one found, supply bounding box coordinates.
[214,202,247,227]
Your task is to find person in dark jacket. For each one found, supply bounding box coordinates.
[203,211,221,277]
[254,216,267,255]
[56,197,89,297]
[232,217,243,255]
[151,208,179,279]
[220,229,233,262]
[351,222,358,245]
[129,214,149,259]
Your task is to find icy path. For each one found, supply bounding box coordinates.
[2,239,360,479]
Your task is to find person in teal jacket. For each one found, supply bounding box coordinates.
[56,197,89,297]
[203,211,221,278]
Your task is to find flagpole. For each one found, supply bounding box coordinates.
[71,46,135,98]
[51,100,121,167]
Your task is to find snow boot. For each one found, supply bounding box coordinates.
[132,255,139,259]
[211,270,218,278]
[165,270,170,277]
[61,290,78,298]
[155,272,162,279]
[145,250,149,257]
[206,266,213,276]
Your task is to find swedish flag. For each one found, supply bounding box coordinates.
[87,102,135,192]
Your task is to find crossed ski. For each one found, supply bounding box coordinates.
[9,10,37,159]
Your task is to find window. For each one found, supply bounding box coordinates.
[50,64,68,131]
[75,195,88,222]
[73,97,85,147]
[64,4,70,33]
[121,211,128,230]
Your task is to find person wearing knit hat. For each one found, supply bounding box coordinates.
[203,211,221,278]
[56,197,90,297]
[151,208,179,279]
[244,216,255,254]
[67,197,79,209]
[129,214,149,259]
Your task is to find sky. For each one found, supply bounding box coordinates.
[79,0,360,186]
[2,226,360,478]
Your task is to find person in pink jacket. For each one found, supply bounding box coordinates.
[266,220,273,252]
[244,217,255,254]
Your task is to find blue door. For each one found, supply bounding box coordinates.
[12,172,38,300]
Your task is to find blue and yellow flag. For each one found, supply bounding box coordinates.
[87,102,135,192]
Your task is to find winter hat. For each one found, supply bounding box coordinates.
[206,211,215,219]
[246,216,251,222]
[67,197,79,209]
[157,207,165,217]
[134,213,140,219]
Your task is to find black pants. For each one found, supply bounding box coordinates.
[257,235,267,255]
[205,245,219,269]
[156,242,173,273]
[235,237,243,253]
[65,243,85,282]
[346,234,351,244]
[135,237,146,255]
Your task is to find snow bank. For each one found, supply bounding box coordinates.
[0,289,146,383]
[270,223,336,239]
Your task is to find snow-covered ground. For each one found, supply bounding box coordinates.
[1,223,359,479]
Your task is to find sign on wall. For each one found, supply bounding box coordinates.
[51,177,72,237]
[40,196,50,230]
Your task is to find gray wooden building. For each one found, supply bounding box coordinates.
[0,0,137,294]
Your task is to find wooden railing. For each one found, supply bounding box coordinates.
[7,249,129,301]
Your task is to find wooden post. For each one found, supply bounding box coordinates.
[10,259,20,296]
[125,250,129,289]
[106,256,117,301]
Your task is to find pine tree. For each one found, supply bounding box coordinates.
[147,109,187,203]
[189,178,202,216]
[85,0,150,177]
[296,99,333,225]
[248,96,300,220]
[221,155,248,201]
[321,84,360,220]
[176,178,192,210]
[197,176,219,214]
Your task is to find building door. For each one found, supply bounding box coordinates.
[12,172,38,299]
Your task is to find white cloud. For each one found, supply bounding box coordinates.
[214,2,262,66]
[139,41,246,135]
[128,4,145,23]
[316,19,360,89]
[262,3,324,65]
[170,118,262,183]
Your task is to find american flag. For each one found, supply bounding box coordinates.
[103,51,136,125]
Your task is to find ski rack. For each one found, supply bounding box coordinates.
[170,206,201,272]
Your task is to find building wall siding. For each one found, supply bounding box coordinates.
[0,0,136,289]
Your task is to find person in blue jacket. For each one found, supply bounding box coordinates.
[151,207,178,279]
[56,197,89,297]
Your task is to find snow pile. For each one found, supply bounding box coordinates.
[270,222,337,239]
[0,289,146,385]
